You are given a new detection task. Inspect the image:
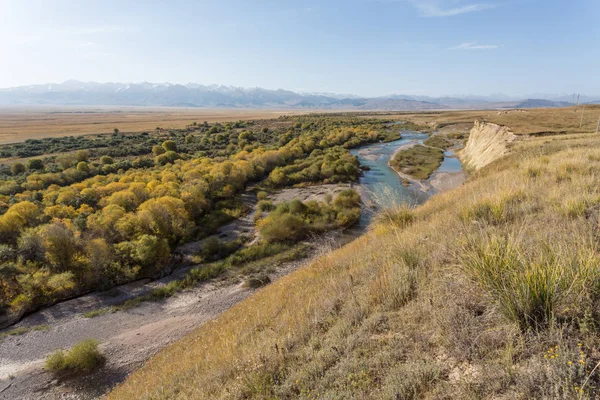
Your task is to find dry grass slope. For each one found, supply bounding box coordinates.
[110,120,600,398]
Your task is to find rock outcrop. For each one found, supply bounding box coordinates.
[460,120,516,170]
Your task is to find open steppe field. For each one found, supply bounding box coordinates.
[375,105,600,135]
[0,107,311,144]
[1,106,599,146]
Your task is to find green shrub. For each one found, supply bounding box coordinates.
[100,155,114,165]
[334,189,361,209]
[45,339,104,374]
[200,237,242,262]
[76,161,90,173]
[152,145,166,156]
[256,191,268,201]
[10,162,25,175]
[259,213,307,242]
[162,140,177,152]
[228,242,291,265]
[26,159,44,171]
[257,200,275,212]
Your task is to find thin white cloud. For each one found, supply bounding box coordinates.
[449,42,502,50]
[411,1,495,17]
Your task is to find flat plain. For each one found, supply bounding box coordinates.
[0,107,310,144]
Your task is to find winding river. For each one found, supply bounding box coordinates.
[351,132,463,228]
[351,132,428,228]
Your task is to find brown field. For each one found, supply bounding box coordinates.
[0,107,312,144]
[383,105,600,135]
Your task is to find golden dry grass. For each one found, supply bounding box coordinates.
[109,120,600,398]
[378,105,600,135]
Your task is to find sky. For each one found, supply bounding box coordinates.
[0,0,599,97]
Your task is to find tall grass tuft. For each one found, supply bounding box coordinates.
[370,186,416,229]
[461,234,600,331]
[369,248,422,310]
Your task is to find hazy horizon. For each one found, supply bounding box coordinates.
[2,79,599,102]
[1,0,599,97]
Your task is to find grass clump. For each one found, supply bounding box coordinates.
[390,144,444,180]
[373,204,415,229]
[83,307,115,318]
[0,324,50,340]
[244,273,271,288]
[45,339,104,374]
[460,190,526,225]
[462,235,600,330]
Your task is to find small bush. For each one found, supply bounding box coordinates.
[100,155,114,165]
[45,339,104,374]
[27,159,44,171]
[259,213,307,242]
[257,200,275,212]
[244,273,271,288]
[10,162,25,175]
[256,191,268,201]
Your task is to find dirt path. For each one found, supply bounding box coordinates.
[0,255,314,400]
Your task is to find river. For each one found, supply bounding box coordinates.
[351,132,429,228]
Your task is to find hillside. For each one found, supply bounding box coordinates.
[109,112,600,398]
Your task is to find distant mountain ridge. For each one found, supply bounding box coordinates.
[0,80,590,110]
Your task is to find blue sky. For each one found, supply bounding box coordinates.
[1,0,598,96]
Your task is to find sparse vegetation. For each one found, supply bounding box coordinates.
[390,144,444,179]
[423,134,451,149]
[256,190,361,242]
[0,323,49,340]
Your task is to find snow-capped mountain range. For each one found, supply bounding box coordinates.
[0,80,596,110]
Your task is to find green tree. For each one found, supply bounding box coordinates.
[27,159,44,171]
[41,223,79,272]
[134,235,170,270]
[10,162,25,175]
[162,140,177,152]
